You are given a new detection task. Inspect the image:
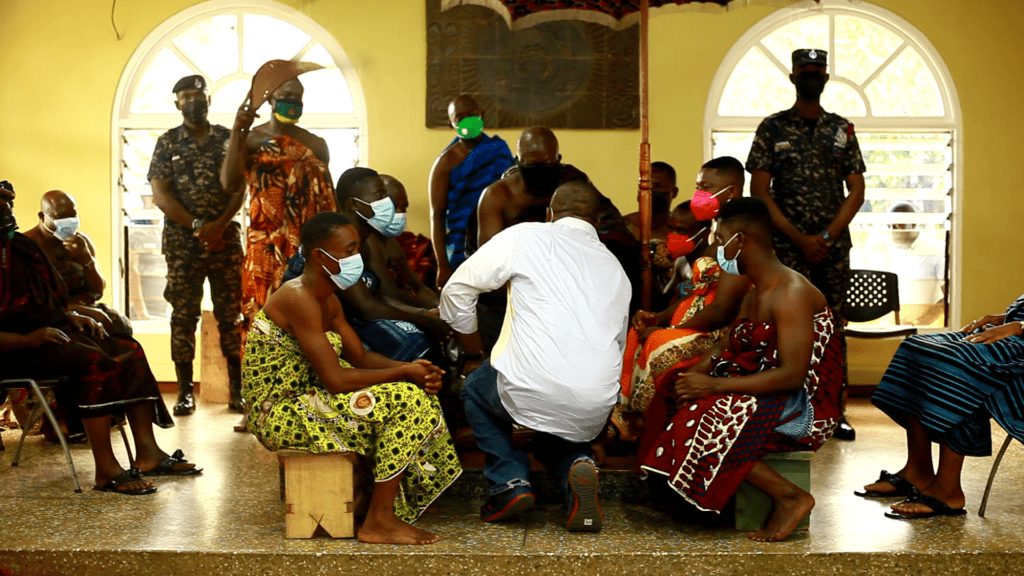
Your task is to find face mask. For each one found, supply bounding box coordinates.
[716,232,742,275]
[50,216,79,241]
[319,249,364,290]
[181,99,208,125]
[354,197,397,235]
[691,186,734,221]
[517,161,561,195]
[794,71,827,100]
[666,226,709,260]
[381,212,406,238]
[652,193,671,216]
[455,115,484,139]
[273,98,303,124]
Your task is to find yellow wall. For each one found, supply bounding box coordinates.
[2,0,1022,382]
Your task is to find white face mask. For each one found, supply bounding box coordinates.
[319,248,364,290]
[715,232,742,275]
[50,216,80,241]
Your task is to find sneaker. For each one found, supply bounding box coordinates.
[566,460,602,532]
[480,485,535,522]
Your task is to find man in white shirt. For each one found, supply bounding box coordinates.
[440,181,631,532]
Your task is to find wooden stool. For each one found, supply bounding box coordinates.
[200,310,229,404]
[277,450,359,538]
[734,451,813,531]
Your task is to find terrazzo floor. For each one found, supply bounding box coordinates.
[0,397,1022,576]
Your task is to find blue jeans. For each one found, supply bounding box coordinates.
[461,360,593,506]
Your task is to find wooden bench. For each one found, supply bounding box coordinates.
[734,451,812,531]
[200,310,229,404]
[276,450,365,538]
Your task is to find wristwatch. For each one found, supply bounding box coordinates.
[821,229,831,242]
[192,218,203,230]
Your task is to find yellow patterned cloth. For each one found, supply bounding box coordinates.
[242,310,461,521]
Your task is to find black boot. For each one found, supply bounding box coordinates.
[227,355,244,413]
[173,362,196,416]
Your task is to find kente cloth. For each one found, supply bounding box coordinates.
[241,134,336,323]
[0,234,172,426]
[872,294,1024,457]
[393,232,438,289]
[612,257,726,442]
[443,135,514,270]
[242,310,461,522]
[639,307,843,513]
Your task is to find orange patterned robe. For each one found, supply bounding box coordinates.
[241,134,335,324]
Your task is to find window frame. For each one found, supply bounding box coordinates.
[110,0,367,332]
[703,0,962,330]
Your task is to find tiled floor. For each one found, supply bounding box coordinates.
[0,397,1022,576]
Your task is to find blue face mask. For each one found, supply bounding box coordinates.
[51,216,80,241]
[381,212,406,238]
[715,232,742,275]
[354,197,397,236]
[319,249,364,290]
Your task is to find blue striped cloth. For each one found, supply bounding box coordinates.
[872,294,1024,456]
[444,135,514,270]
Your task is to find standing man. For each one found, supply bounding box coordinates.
[440,181,630,532]
[428,95,514,289]
[149,74,245,415]
[746,49,866,440]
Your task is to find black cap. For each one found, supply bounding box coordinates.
[172,75,207,94]
[792,49,827,68]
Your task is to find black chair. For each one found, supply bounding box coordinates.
[1,378,134,494]
[844,270,918,339]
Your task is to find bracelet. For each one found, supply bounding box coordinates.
[192,218,203,230]
[821,229,831,242]
[1018,321,1024,336]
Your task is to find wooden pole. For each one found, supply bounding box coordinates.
[638,0,652,312]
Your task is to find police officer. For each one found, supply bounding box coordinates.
[746,49,866,440]
[149,75,245,415]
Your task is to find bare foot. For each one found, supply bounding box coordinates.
[749,489,815,542]
[890,488,965,515]
[133,450,198,475]
[94,468,155,494]
[862,470,932,495]
[358,514,440,545]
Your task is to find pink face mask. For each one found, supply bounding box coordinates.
[690,186,734,221]
[666,226,709,260]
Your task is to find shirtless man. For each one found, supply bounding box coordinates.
[377,175,440,311]
[623,161,679,242]
[641,197,843,542]
[23,190,131,338]
[428,95,513,288]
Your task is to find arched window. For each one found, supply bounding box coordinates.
[705,1,960,328]
[111,0,366,328]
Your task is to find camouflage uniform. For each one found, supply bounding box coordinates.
[745,107,866,322]
[148,124,243,363]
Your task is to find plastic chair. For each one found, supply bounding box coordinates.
[978,433,1017,517]
[1,378,134,494]
[844,270,918,339]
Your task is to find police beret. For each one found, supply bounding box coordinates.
[172,75,207,94]
[792,49,827,68]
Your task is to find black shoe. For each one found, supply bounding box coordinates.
[173,391,195,416]
[834,414,856,441]
[480,485,535,522]
[227,397,245,413]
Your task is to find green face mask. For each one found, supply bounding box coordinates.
[455,115,484,139]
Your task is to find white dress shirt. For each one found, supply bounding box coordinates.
[440,217,631,443]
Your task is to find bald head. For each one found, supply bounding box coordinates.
[380,174,409,213]
[517,127,560,165]
[40,190,77,219]
[550,181,600,224]
[448,95,482,127]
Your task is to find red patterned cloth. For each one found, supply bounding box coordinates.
[393,232,438,289]
[241,135,335,326]
[638,308,842,512]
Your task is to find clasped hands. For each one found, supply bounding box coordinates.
[194,221,227,252]
[404,359,445,395]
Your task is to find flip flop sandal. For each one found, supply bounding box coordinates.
[140,449,203,477]
[884,488,967,520]
[93,467,157,495]
[854,469,914,498]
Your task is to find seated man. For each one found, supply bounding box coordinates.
[23,190,132,338]
[284,168,449,362]
[623,161,679,310]
[440,181,631,533]
[428,95,514,288]
[613,199,750,445]
[242,211,460,545]
[855,296,1024,520]
[639,197,842,542]
[0,183,199,495]
[375,175,440,311]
